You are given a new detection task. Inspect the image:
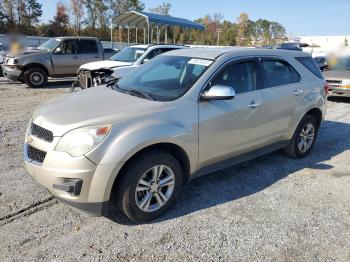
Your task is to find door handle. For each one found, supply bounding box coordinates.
[293,89,304,95]
[248,101,263,109]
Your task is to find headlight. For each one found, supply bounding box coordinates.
[7,58,18,65]
[55,125,110,157]
[341,80,350,88]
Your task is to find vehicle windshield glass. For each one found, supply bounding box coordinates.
[116,55,213,101]
[37,38,60,52]
[109,47,146,62]
[329,57,350,70]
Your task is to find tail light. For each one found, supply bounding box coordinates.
[324,82,329,96]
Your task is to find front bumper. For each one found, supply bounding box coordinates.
[328,86,350,97]
[24,140,118,216]
[2,65,23,82]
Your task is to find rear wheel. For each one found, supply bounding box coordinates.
[284,115,319,158]
[112,151,183,223]
[23,67,48,88]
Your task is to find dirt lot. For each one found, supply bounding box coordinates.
[0,77,349,261]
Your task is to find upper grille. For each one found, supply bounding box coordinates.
[31,123,53,142]
[27,144,46,163]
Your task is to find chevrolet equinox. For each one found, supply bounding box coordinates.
[24,48,327,222]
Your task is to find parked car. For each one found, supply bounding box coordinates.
[314,56,328,71]
[324,56,350,97]
[76,44,187,89]
[2,37,114,88]
[24,48,327,222]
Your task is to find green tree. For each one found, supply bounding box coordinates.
[149,1,171,16]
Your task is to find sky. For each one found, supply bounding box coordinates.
[38,0,350,36]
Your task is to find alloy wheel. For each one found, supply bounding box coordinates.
[135,165,175,212]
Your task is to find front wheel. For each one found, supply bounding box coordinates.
[284,115,319,158]
[23,67,48,88]
[112,151,183,223]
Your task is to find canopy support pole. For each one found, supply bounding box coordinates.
[157,25,159,44]
[147,22,150,44]
[143,27,146,44]
[165,26,167,44]
[127,26,130,46]
[174,27,176,44]
[119,26,121,49]
[136,27,138,44]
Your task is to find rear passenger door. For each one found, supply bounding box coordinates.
[78,39,101,65]
[257,57,303,145]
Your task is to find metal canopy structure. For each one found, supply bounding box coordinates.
[113,11,205,45]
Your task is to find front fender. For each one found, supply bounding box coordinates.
[86,118,198,202]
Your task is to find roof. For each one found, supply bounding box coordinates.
[113,11,205,30]
[163,47,312,60]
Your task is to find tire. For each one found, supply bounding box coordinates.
[23,67,48,88]
[284,115,319,158]
[113,150,183,223]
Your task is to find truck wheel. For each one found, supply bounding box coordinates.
[112,150,183,223]
[284,115,319,159]
[24,68,48,88]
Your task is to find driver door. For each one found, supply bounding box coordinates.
[198,59,265,168]
[51,39,80,75]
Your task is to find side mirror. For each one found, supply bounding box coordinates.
[201,85,236,101]
[142,58,150,64]
[54,47,62,54]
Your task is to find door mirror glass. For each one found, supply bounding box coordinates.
[201,85,236,101]
[142,58,150,64]
[54,47,62,54]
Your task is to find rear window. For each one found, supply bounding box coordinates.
[296,57,323,79]
[79,40,98,53]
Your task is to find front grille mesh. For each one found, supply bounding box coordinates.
[31,123,53,142]
[27,145,46,163]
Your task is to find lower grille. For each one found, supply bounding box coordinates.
[27,144,46,163]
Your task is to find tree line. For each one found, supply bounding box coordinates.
[0,0,287,46]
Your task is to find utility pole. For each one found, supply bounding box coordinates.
[216,29,222,46]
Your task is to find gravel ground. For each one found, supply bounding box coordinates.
[0,77,349,261]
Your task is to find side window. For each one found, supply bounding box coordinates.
[261,60,300,88]
[79,40,98,53]
[59,39,78,54]
[211,61,256,94]
[296,57,323,79]
[144,48,163,60]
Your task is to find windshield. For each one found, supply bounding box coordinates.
[37,38,60,52]
[116,55,213,101]
[109,47,146,62]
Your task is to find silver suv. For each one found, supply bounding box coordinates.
[24,48,327,222]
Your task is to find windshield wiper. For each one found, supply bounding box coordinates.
[113,84,154,101]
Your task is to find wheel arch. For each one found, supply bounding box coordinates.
[109,142,191,200]
[304,107,323,128]
[23,63,49,76]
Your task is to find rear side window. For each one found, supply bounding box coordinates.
[296,57,323,79]
[79,40,98,53]
[261,60,300,88]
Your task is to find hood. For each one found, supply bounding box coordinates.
[7,48,47,58]
[79,60,133,71]
[32,86,164,136]
[323,70,350,80]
